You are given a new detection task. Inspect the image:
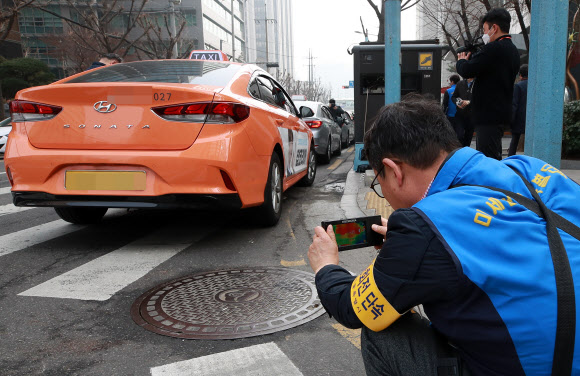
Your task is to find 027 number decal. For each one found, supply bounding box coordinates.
[153,92,172,101]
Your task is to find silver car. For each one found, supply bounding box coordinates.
[294,100,341,164]
[340,112,355,148]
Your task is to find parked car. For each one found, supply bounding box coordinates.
[340,112,355,147]
[293,100,341,164]
[6,59,317,226]
[0,117,11,153]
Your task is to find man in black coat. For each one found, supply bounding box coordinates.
[452,77,474,147]
[456,8,520,160]
[508,64,528,156]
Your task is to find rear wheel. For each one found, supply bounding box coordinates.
[298,145,317,186]
[341,131,349,148]
[256,153,283,226]
[333,137,342,156]
[54,207,108,224]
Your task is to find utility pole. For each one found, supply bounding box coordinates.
[307,49,316,94]
[169,0,181,58]
[384,0,401,105]
[231,0,235,61]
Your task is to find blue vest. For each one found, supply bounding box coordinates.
[446,85,457,117]
[413,147,580,375]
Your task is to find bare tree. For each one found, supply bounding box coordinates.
[275,70,331,103]
[136,11,193,59]
[365,0,422,43]
[0,0,35,43]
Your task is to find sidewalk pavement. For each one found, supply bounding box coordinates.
[340,150,580,220]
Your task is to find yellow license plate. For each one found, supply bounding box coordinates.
[65,171,146,191]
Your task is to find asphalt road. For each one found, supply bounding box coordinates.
[0,146,377,376]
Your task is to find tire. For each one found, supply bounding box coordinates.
[320,138,332,164]
[256,153,283,226]
[54,207,108,224]
[333,137,342,156]
[298,145,317,186]
[341,131,349,148]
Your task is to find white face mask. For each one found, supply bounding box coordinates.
[482,26,495,45]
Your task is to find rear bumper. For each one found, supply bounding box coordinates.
[13,191,243,210]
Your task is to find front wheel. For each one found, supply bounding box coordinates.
[256,153,283,226]
[333,137,342,156]
[298,145,317,186]
[54,207,108,224]
[320,138,332,164]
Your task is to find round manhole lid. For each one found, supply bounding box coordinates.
[131,267,324,339]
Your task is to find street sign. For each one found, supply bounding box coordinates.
[349,81,354,88]
[418,52,433,71]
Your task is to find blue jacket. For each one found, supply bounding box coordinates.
[443,85,457,117]
[315,148,580,375]
[414,147,580,375]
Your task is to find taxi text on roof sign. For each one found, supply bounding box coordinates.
[188,50,229,61]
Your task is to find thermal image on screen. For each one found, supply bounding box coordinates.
[334,221,366,246]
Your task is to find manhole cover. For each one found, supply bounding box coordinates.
[131,267,325,339]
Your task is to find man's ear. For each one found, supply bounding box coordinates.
[382,158,403,187]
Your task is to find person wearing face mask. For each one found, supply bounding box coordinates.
[456,8,520,160]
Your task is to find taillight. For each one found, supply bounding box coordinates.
[306,120,322,128]
[152,102,250,124]
[10,100,62,122]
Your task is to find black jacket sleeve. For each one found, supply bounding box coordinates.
[314,209,459,329]
[442,90,450,114]
[456,45,495,79]
[511,83,521,125]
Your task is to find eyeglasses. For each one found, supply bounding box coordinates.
[370,166,384,198]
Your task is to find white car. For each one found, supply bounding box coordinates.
[0,117,11,153]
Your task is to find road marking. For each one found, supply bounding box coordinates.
[327,158,342,170]
[0,220,84,258]
[0,186,11,195]
[19,225,212,301]
[332,323,361,350]
[150,342,303,376]
[347,146,354,153]
[0,203,35,216]
[280,258,306,267]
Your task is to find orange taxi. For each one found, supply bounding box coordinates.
[5,59,317,226]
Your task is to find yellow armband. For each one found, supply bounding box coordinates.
[350,260,401,332]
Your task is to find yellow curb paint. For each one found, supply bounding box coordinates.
[280,258,307,267]
[331,323,361,350]
[347,146,354,153]
[286,218,296,241]
[327,159,342,170]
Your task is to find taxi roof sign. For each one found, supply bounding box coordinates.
[188,50,229,61]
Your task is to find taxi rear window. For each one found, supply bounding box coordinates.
[65,61,241,86]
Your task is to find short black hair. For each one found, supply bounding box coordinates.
[329,99,335,104]
[481,8,511,33]
[363,93,461,173]
[449,74,460,84]
[103,53,123,63]
[519,64,528,78]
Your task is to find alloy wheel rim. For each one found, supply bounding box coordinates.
[308,152,315,179]
[271,163,281,213]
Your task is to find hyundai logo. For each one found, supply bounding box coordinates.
[93,101,117,113]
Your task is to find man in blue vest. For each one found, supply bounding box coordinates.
[442,74,461,142]
[308,94,580,375]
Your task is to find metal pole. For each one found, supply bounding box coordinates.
[169,0,179,58]
[524,0,569,167]
[384,0,401,105]
[264,1,269,67]
[231,0,235,61]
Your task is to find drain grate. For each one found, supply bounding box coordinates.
[131,267,325,339]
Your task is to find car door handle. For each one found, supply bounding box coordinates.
[275,119,284,125]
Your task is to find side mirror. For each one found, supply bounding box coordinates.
[300,106,314,118]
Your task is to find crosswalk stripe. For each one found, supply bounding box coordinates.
[0,187,11,195]
[0,220,84,258]
[19,225,212,301]
[0,203,35,216]
[150,342,303,376]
